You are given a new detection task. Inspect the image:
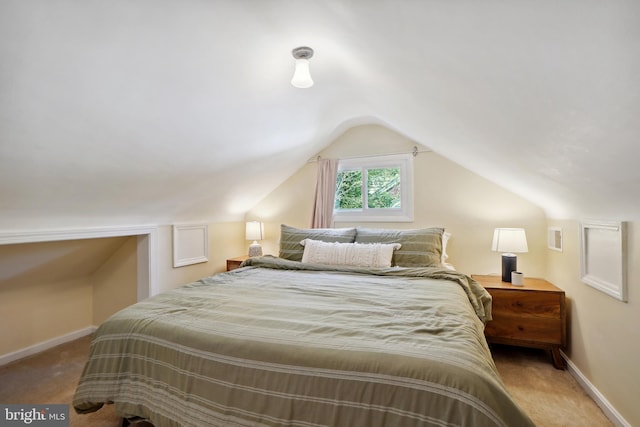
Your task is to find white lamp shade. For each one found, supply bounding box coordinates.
[291,58,313,88]
[245,221,264,241]
[492,228,528,254]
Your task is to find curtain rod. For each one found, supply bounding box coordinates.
[308,146,432,163]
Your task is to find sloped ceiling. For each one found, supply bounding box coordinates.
[1,1,639,230]
[0,237,129,286]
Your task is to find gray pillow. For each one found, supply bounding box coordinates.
[354,227,444,267]
[279,224,357,262]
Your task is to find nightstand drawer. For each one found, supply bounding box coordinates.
[486,314,563,345]
[488,289,562,319]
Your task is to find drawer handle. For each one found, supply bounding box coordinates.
[517,325,525,331]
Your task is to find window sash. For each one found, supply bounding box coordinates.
[333,154,413,223]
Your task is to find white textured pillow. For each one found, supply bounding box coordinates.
[300,239,401,268]
[442,231,451,263]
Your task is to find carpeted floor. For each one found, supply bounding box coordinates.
[0,335,123,427]
[0,335,612,426]
[490,344,613,427]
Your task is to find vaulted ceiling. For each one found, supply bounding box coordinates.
[1,1,639,230]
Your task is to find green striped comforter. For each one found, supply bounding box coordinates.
[73,256,534,427]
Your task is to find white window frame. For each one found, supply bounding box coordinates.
[333,153,413,223]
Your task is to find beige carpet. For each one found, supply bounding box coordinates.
[0,336,612,426]
[490,344,612,427]
[0,335,121,427]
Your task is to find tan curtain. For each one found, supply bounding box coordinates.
[310,158,338,228]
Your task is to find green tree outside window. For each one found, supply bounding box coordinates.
[335,168,401,210]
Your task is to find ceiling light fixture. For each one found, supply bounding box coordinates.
[291,46,314,88]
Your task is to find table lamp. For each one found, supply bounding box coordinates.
[246,221,264,257]
[492,228,528,282]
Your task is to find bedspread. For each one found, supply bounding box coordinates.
[73,256,534,427]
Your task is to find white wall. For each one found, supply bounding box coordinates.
[92,236,138,325]
[248,124,547,277]
[546,219,639,426]
[154,222,246,293]
[0,237,126,357]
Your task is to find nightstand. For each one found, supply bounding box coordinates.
[472,274,567,369]
[226,256,250,271]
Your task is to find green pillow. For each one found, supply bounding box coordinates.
[354,227,444,267]
[279,224,357,262]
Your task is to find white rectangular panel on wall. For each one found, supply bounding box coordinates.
[580,220,626,302]
[547,227,563,252]
[173,224,209,268]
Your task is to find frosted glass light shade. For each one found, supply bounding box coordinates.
[492,228,528,254]
[291,58,313,88]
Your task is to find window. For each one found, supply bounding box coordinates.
[333,154,413,222]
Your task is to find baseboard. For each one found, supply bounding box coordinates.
[0,326,97,367]
[561,350,631,427]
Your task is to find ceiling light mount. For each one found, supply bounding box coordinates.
[291,46,314,88]
[292,46,314,60]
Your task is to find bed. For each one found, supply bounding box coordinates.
[73,226,535,427]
